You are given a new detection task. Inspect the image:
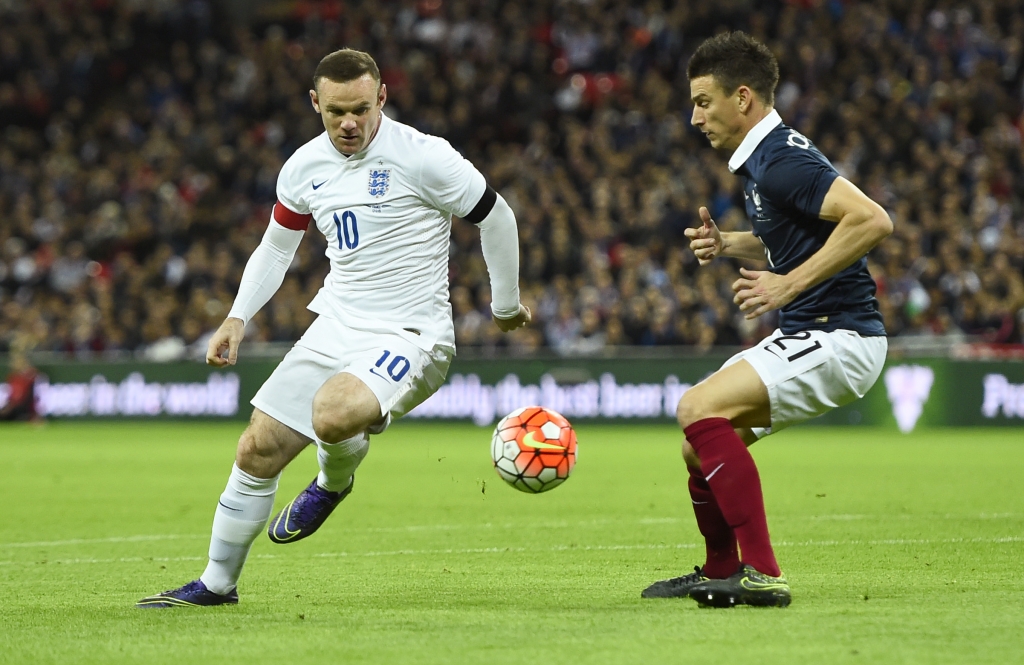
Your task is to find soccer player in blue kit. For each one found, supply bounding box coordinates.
[641,32,893,607]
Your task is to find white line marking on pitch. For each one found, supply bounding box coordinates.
[0,534,205,549]
[0,513,1018,549]
[0,536,1020,567]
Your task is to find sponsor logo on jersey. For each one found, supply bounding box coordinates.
[368,169,391,198]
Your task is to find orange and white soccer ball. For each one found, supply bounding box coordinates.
[490,406,578,493]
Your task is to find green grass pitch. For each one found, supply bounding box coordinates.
[1,422,1022,665]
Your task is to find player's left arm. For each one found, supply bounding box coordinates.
[733,177,892,319]
[464,186,531,332]
[420,139,529,332]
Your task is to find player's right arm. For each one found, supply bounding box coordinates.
[206,213,306,366]
[208,172,311,366]
[685,206,766,265]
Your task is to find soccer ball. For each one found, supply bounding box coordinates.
[490,406,578,493]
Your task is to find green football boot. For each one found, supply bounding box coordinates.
[688,564,791,608]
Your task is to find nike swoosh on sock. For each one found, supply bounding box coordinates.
[705,462,725,481]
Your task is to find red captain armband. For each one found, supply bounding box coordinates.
[273,201,313,231]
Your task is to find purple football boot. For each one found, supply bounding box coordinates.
[136,580,238,608]
[267,477,354,544]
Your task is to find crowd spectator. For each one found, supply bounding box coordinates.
[1,0,1023,361]
[0,334,38,420]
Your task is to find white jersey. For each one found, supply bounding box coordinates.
[275,114,486,351]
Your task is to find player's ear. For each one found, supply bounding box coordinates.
[736,85,753,113]
[378,82,387,108]
[309,88,321,113]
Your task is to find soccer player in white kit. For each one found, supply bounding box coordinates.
[137,49,530,608]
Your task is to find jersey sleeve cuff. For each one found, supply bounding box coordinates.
[226,308,249,325]
[491,304,522,319]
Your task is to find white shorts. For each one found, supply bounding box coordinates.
[252,316,453,440]
[720,328,887,439]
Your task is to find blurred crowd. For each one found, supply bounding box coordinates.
[1,0,1023,360]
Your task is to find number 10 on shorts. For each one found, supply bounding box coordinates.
[374,350,411,381]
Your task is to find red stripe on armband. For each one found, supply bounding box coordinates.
[273,201,313,230]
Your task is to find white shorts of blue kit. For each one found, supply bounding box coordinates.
[251,315,453,440]
[719,328,887,439]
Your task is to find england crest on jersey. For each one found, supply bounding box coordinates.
[368,169,391,198]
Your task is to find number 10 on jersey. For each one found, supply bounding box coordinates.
[333,211,359,250]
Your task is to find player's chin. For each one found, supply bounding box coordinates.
[335,138,360,153]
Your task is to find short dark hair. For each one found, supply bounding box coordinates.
[313,48,381,91]
[687,32,779,106]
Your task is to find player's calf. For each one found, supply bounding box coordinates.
[235,410,311,478]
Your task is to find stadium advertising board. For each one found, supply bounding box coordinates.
[0,361,249,419]
[1,357,1022,429]
[31,372,240,417]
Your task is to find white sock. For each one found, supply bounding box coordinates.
[199,464,279,595]
[316,432,369,493]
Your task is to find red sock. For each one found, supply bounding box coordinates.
[688,467,739,578]
[684,417,780,577]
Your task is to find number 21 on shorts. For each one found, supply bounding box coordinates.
[764,331,822,363]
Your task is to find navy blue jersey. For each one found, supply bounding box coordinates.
[732,119,886,336]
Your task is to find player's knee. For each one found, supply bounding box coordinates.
[675,391,708,430]
[311,374,381,444]
[311,399,363,444]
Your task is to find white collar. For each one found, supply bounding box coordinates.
[727,109,782,173]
